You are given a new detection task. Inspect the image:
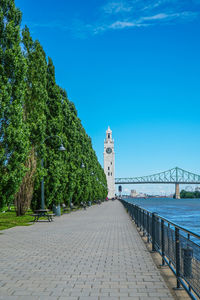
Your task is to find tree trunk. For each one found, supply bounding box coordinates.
[15,148,37,216]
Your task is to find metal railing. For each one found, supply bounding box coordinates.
[120,199,200,300]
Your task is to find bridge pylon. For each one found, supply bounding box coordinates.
[175,183,180,199]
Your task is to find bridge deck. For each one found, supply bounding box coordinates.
[115,167,200,185]
[0,201,174,300]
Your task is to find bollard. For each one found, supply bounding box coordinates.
[182,247,193,278]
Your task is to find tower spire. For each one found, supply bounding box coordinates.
[104,127,115,199]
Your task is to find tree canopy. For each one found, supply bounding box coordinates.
[180,190,200,199]
[0,0,107,214]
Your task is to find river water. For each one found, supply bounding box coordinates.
[126,197,200,236]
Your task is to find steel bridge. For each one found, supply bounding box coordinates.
[115,167,200,198]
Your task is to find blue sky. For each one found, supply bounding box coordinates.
[16,0,200,194]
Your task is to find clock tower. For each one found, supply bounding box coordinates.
[104,126,115,199]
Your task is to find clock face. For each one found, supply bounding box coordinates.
[106,147,112,154]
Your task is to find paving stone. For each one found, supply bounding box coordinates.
[0,201,174,299]
[119,298,140,300]
[15,296,39,300]
[38,297,59,300]
[99,297,120,300]
[79,297,99,300]
[0,297,20,300]
[58,298,78,300]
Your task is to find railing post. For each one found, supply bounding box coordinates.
[175,227,181,289]
[168,223,171,264]
[139,208,142,231]
[138,207,140,229]
[135,205,137,222]
[161,220,165,266]
[147,212,150,243]
[137,206,139,227]
[131,205,134,220]
[143,210,145,236]
[152,212,156,252]
[133,205,136,222]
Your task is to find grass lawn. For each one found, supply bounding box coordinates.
[0,209,34,231]
[0,205,84,231]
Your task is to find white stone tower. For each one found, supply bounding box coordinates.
[104,126,115,199]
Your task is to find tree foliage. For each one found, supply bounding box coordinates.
[0,0,108,213]
[0,0,30,212]
[180,190,200,199]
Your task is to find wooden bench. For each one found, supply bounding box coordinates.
[31,213,55,222]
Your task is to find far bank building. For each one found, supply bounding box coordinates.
[104,126,115,198]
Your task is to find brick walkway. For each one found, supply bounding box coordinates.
[0,200,174,300]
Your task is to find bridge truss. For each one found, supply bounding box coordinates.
[115,167,200,184]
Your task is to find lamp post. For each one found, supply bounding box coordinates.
[41,135,66,210]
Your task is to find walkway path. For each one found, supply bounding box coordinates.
[0,200,174,300]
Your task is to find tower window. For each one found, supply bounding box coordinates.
[111,162,112,165]
[111,172,112,176]
[108,172,110,176]
[108,167,110,170]
[108,133,110,139]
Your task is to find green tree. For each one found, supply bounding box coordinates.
[43,57,66,207]
[180,189,200,199]
[0,0,30,212]
[0,2,107,213]
[15,26,48,213]
[60,94,107,205]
